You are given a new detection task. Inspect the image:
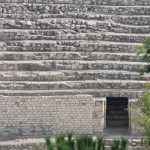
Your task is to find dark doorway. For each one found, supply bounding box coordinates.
[106,97,129,127]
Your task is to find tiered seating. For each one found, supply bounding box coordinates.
[0,0,150,98]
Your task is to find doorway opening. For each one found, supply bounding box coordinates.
[105,97,129,136]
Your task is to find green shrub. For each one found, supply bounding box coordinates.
[56,134,65,144]
[136,37,150,75]
[111,138,128,150]
[56,132,75,150]
[131,91,150,138]
[120,138,128,150]
[45,137,53,150]
[45,133,129,150]
[57,141,71,150]
[76,134,95,150]
[111,139,120,150]
[97,137,105,150]
[67,131,75,150]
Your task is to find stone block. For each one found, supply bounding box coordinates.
[93,125,103,133]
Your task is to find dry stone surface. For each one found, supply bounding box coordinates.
[0,0,150,137]
[0,95,103,139]
[0,0,150,97]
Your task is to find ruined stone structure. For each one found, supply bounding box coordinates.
[0,0,150,138]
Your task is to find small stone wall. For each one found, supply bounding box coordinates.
[129,99,142,135]
[0,95,104,139]
[0,138,46,150]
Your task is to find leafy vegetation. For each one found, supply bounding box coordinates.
[136,37,150,75]
[45,133,131,150]
[111,139,120,150]
[97,136,105,150]
[45,136,53,150]
[131,91,150,138]
[76,134,96,150]
[130,38,150,149]
[120,138,128,150]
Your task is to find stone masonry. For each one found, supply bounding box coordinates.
[0,95,104,139]
[0,0,150,137]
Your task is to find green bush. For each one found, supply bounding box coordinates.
[56,132,75,150]
[110,138,128,150]
[57,141,71,150]
[45,133,130,150]
[136,37,150,75]
[45,137,53,150]
[131,91,150,138]
[56,134,65,144]
[67,131,75,150]
[76,134,96,150]
[120,138,128,150]
[97,136,105,150]
[111,139,120,150]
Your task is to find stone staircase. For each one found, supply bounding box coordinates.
[0,0,150,98]
[106,97,128,127]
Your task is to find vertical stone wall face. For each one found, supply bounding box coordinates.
[0,95,104,139]
[0,0,150,137]
[93,100,104,133]
[129,99,142,135]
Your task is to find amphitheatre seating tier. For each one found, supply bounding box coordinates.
[0,0,150,98]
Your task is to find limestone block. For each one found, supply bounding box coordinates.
[93,125,103,133]
[93,111,104,119]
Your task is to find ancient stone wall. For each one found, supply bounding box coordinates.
[0,0,150,98]
[0,95,104,139]
[0,0,150,137]
[0,138,47,150]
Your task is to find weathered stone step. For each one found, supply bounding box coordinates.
[0,89,144,98]
[0,42,7,51]
[107,105,128,109]
[4,41,139,53]
[101,32,149,43]
[1,18,150,34]
[2,13,106,21]
[106,116,128,120]
[107,111,128,115]
[2,12,150,28]
[112,15,150,26]
[0,80,147,90]
[1,4,150,15]
[0,0,149,5]
[109,21,150,34]
[2,30,149,42]
[0,70,149,81]
[0,60,147,71]
[1,18,108,31]
[0,52,141,62]
[106,120,128,126]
